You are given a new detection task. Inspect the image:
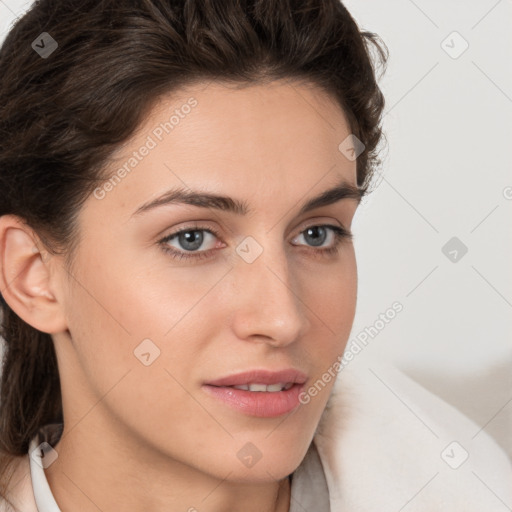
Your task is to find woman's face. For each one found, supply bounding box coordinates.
[51,79,360,482]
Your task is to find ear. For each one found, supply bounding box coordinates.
[0,215,68,334]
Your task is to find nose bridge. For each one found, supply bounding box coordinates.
[229,234,309,344]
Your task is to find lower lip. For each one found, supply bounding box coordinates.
[202,383,305,418]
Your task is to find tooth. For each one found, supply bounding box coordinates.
[266,383,285,392]
[233,384,250,390]
[248,383,268,392]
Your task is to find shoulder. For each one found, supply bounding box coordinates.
[313,362,512,511]
[0,455,38,512]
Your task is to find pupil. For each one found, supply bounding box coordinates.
[305,226,326,247]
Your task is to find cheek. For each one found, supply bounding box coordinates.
[302,250,357,373]
[304,248,357,331]
[61,250,219,433]
[71,241,228,337]
[63,249,234,414]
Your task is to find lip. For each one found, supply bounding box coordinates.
[202,368,308,418]
[203,368,308,387]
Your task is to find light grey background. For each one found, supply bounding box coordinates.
[342,0,512,460]
[1,0,511,457]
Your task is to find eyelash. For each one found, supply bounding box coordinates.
[158,224,353,262]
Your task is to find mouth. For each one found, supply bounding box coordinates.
[221,382,295,392]
[203,368,308,388]
[202,369,308,417]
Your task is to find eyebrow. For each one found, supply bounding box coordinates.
[131,179,363,218]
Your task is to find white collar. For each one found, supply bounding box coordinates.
[29,424,62,512]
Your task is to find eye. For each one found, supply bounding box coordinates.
[291,224,352,256]
[158,223,353,262]
[292,225,344,247]
[159,226,221,261]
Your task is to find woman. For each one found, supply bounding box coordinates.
[0,1,510,511]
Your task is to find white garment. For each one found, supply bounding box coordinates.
[2,363,511,511]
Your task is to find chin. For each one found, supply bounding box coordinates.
[214,435,312,483]
[222,459,300,484]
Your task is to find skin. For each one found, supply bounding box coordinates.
[0,79,360,512]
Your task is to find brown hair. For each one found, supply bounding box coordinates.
[0,0,388,505]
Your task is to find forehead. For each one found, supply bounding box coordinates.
[89,79,357,221]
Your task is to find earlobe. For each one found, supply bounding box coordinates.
[0,215,68,334]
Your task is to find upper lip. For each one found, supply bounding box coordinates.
[204,369,308,387]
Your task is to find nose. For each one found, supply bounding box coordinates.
[229,242,311,347]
